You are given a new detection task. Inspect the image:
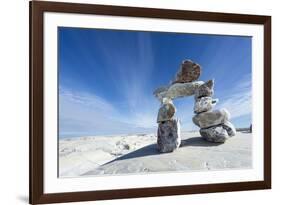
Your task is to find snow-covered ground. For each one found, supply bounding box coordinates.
[59,131,252,177]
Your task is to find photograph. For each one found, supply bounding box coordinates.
[58,27,252,178]
[29,1,271,203]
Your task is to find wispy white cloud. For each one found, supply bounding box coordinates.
[94,32,159,125]
[59,33,163,137]
[59,87,116,116]
[59,86,158,137]
[59,29,252,136]
[96,32,156,113]
[217,74,252,119]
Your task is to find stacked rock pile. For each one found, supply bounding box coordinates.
[192,80,236,143]
[154,60,204,153]
[153,59,236,153]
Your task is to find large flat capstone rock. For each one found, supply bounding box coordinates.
[154,81,204,102]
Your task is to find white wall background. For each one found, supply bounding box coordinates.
[0,0,279,204]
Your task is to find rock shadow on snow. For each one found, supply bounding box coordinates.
[180,136,224,147]
[103,136,223,166]
[102,144,160,165]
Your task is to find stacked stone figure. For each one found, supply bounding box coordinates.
[192,80,236,143]
[153,59,237,152]
[154,60,203,152]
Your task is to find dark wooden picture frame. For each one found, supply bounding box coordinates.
[30,1,271,204]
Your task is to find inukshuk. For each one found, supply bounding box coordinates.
[153,59,236,153]
[153,60,203,152]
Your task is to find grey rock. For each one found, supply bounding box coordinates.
[222,121,236,137]
[162,97,173,104]
[157,102,176,123]
[193,97,218,114]
[194,79,214,100]
[153,86,169,96]
[200,126,228,143]
[172,59,201,84]
[192,108,230,128]
[157,119,181,153]
[153,81,204,102]
[123,144,131,150]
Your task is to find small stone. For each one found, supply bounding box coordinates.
[172,60,201,84]
[194,97,218,114]
[162,97,173,104]
[192,108,230,128]
[157,119,181,153]
[200,126,228,143]
[194,79,214,100]
[123,144,131,150]
[153,81,204,102]
[157,102,176,123]
[222,121,236,137]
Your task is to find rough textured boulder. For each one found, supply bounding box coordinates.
[194,79,214,100]
[194,97,218,114]
[157,102,176,123]
[192,108,230,128]
[200,126,228,143]
[172,60,201,84]
[153,81,204,102]
[222,121,236,137]
[157,119,181,153]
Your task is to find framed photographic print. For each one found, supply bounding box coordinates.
[29,0,271,204]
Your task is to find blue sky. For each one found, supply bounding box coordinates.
[58,27,252,138]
